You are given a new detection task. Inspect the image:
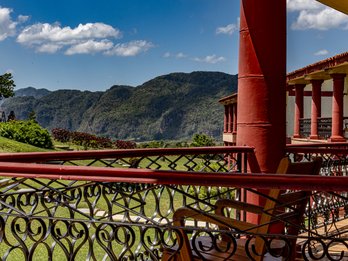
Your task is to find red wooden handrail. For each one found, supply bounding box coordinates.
[0,146,254,162]
[0,161,347,192]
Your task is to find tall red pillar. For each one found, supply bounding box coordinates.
[232,104,237,134]
[330,74,346,142]
[228,105,233,133]
[236,0,286,223]
[293,84,305,138]
[224,105,228,133]
[310,80,323,139]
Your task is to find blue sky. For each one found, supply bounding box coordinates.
[0,0,348,91]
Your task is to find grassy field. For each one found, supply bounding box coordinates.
[0,136,52,153]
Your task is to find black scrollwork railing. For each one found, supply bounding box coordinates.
[287,143,348,259]
[0,146,252,173]
[298,117,348,139]
[299,118,311,138]
[0,173,346,260]
[317,117,332,139]
[0,146,346,260]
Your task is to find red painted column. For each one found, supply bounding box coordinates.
[228,105,233,133]
[330,74,346,142]
[310,80,323,140]
[232,104,237,134]
[293,84,305,138]
[224,105,228,133]
[236,1,286,223]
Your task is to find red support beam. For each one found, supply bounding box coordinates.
[233,104,237,134]
[236,0,286,223]
[224,105,228,133]
[330,73,346,142]
[228,105,233,133]
[0,161,347,192]
[293,84,305,138]
[310,80,323,140]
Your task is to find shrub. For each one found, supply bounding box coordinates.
[191,133,215,147]
[0,120,53,149]
[52,128,71,142]
[51,128,134,149]
[114,140,136,149]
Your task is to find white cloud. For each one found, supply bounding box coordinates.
[37,43,63,53]
[176,52,187,58]
[216,23,238,35]
[17,22,120,45]
[0,7,22,41]
[65,40,113,55]
[193,55,226,64]
[288,0,348,30]
[292,8,348,30]
[0,6,154,57]
[163,52,187,59]
[163,52,171,58]
[16,22,127,55]
[17,15,29,23]
[287,0,323,12]
[105,40,153,56]
[314,49,329,56]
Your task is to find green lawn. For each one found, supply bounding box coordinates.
[0,136,52,153]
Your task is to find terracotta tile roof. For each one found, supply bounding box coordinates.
[287,52,348,81]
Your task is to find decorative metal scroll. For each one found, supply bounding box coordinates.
[0,176,346,259]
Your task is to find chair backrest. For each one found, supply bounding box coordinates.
[254,157,322,259]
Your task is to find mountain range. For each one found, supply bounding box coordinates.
[1,71,237,141]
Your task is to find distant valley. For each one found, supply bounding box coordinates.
[1,71,237,141]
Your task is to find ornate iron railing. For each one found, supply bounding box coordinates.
[317,117,332,139]
[287,142,348,255]
[299,118,311,138]
[298,117,348,139]
[0,145,346,260]
[0,146,252,173]
[0,162,346,260]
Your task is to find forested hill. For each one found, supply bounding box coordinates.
[2,71,238,141]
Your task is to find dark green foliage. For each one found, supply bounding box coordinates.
[28,110,38,123]
[0,120,53,149]
[2,72,237,141]
[191,133,215,147]
[0,73,15,99]
[139,140,165,148]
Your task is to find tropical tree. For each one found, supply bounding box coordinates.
[0,73,15,99]
[191,133,215,147]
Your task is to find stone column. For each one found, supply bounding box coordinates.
[293,84,305,138]
[310,80,323,139]
[330,74,346,142]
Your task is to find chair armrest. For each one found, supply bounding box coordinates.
[173,207,257,233]
[215,199,264,216]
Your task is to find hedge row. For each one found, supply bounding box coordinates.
[0,120,53,149]
[52,128,136,149]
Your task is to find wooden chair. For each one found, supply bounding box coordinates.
[161,157,322,261]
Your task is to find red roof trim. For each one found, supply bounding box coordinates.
[287,52,348,82]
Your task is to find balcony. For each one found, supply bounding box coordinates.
[299,117,348,140]
[0,145,346,260]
